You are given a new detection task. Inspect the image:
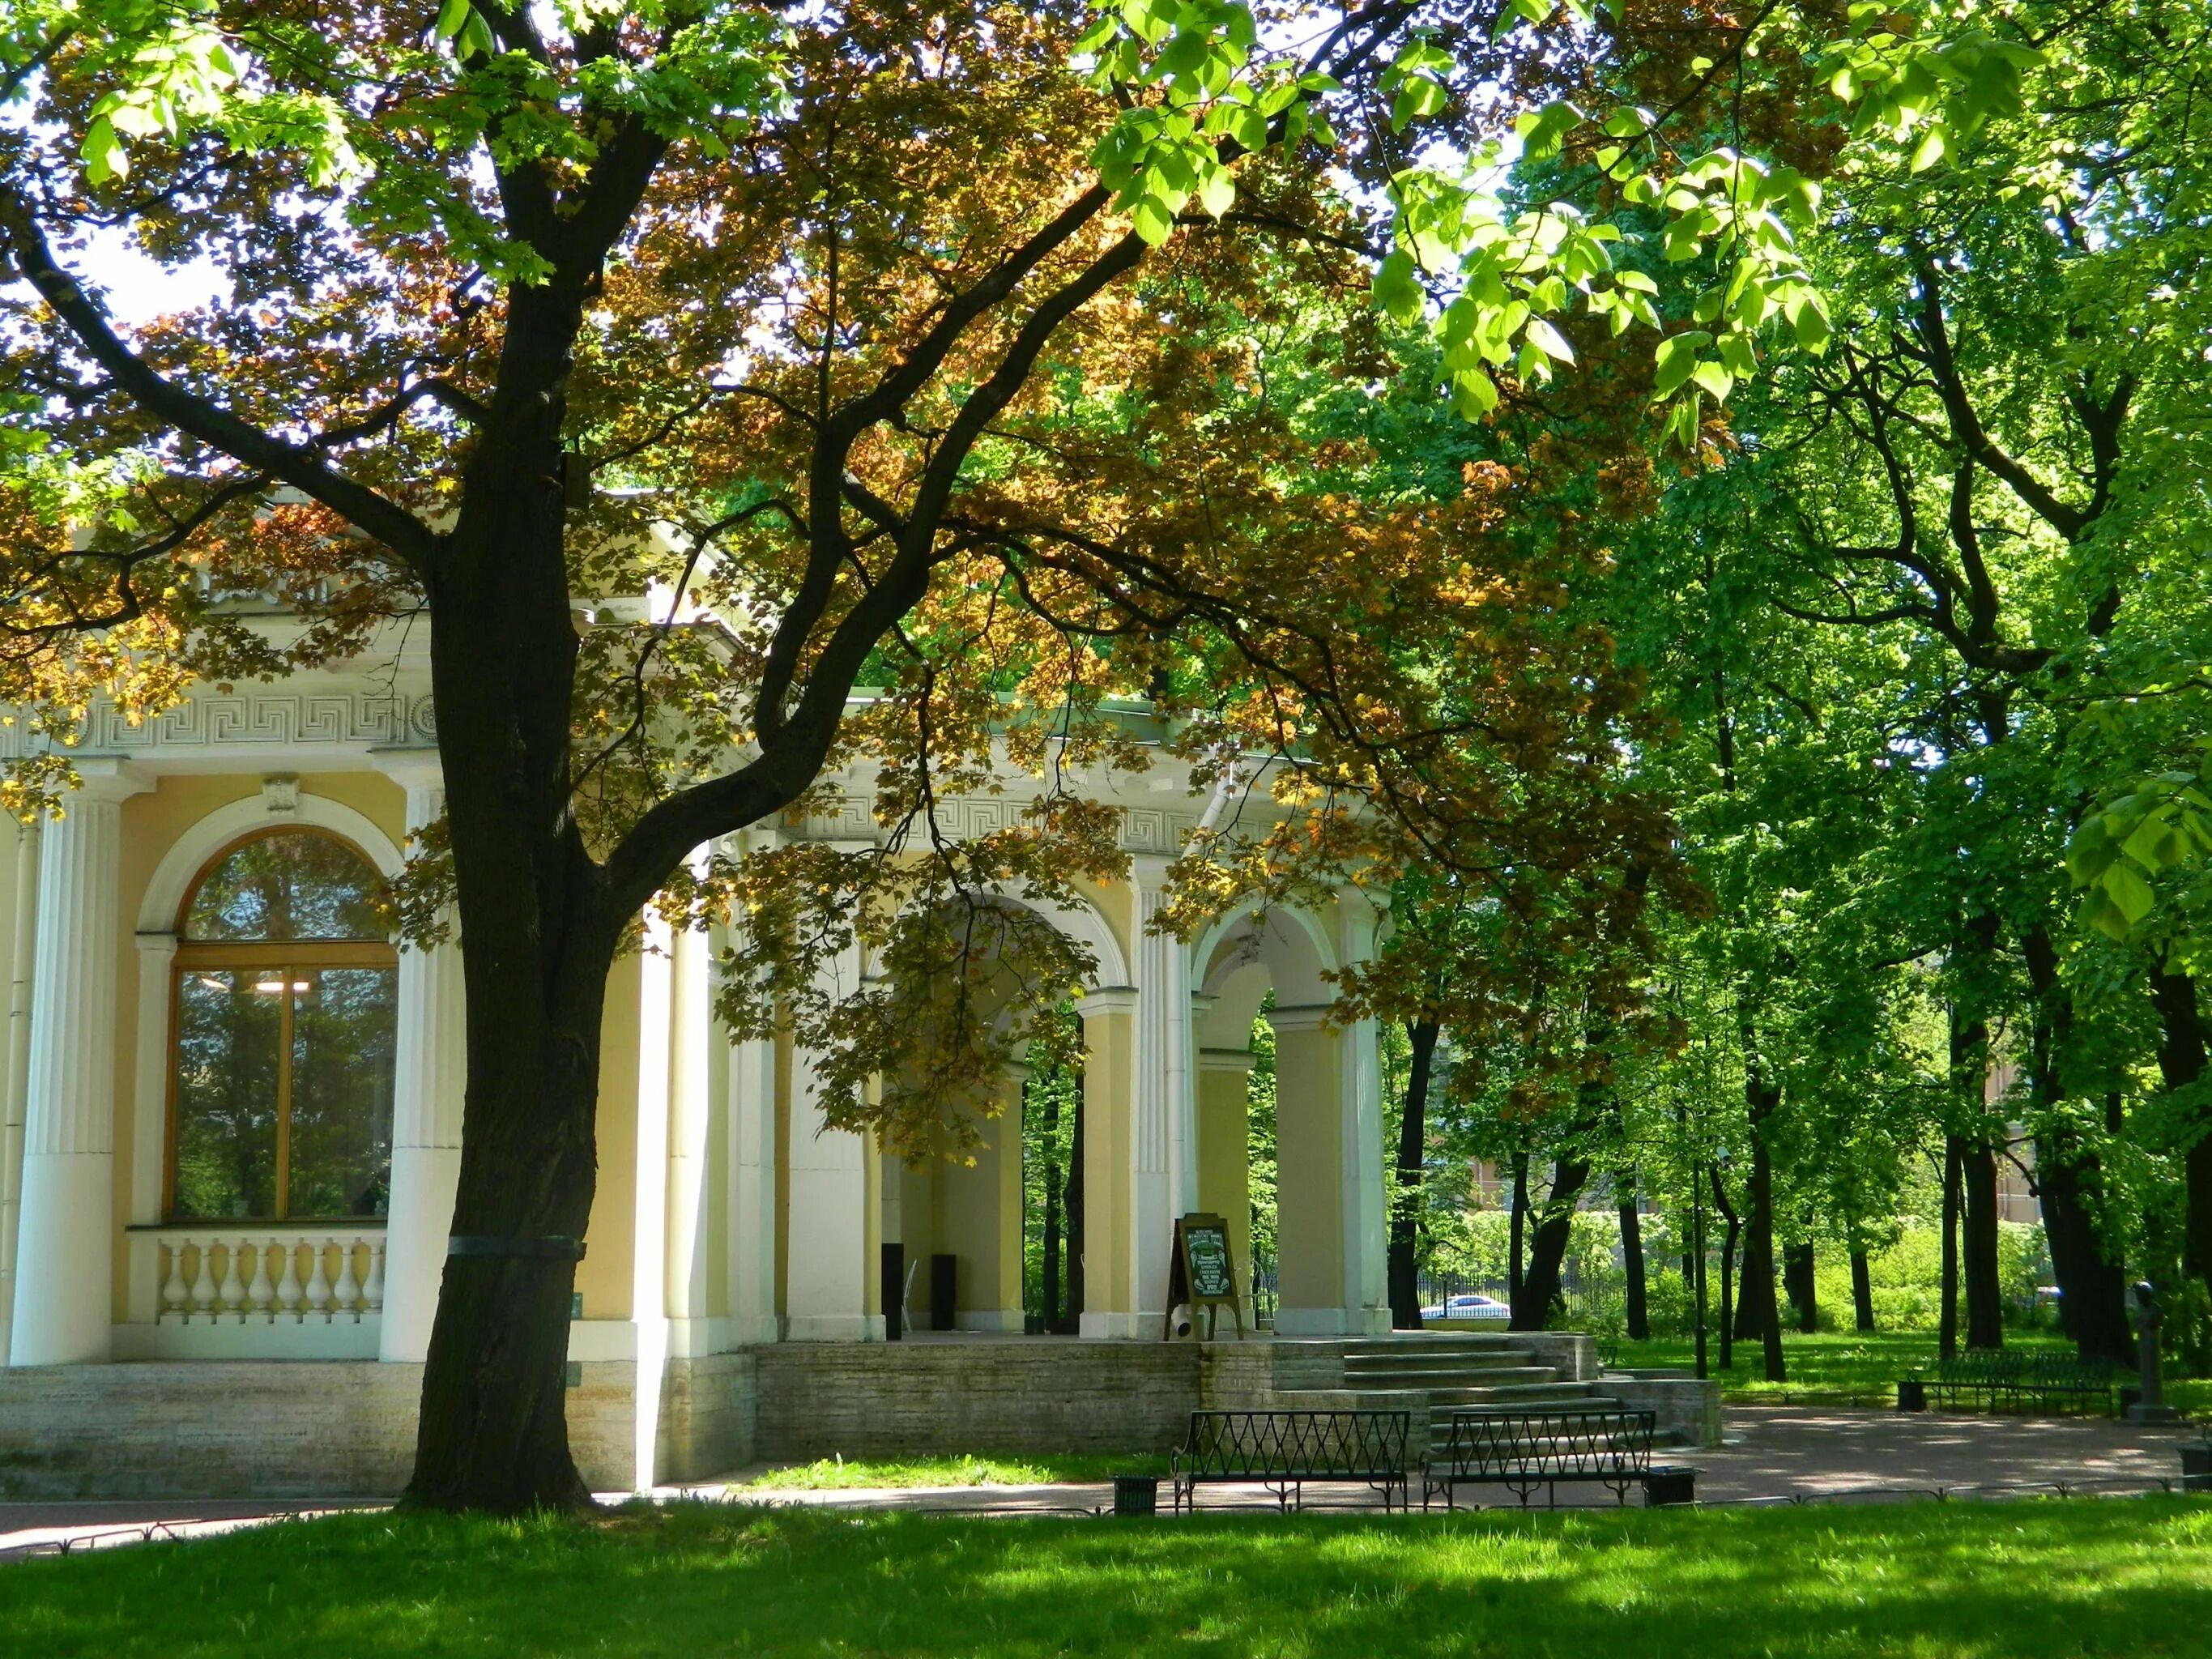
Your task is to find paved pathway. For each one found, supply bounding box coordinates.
[5,1408,2205,1557]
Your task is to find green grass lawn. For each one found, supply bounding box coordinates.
[739,1453,1164,1491]
[1604,1329,2212,1410]
[7,1499,2212,1657]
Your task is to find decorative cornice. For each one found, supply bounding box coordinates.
[1073,985,1138,1017]
[0,690,436,759]
[1267,1001,1338,1034]
[785,791,1204,855]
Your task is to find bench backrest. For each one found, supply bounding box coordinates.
[1178,1410,1412,1478]
[1434,1408,1656,1478]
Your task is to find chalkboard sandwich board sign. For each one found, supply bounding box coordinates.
[1166,1212,1244,1341]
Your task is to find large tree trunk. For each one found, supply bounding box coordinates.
[1940,1137,1963,1360]
[1388,1021,1439,1330]
[1850,1246,1876,1332]
[2150,960,2211,1366]
[1617,1175,1650,1341]
[407,414,619,1512]
[1515,1151,1591,1331]
[2021,924,2134,1365]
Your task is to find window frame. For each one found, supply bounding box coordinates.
[164,825,399,1223]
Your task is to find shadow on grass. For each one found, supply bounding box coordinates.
[6,1496,2210,1657]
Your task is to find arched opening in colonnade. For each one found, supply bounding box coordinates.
[1196,906,1390,1338]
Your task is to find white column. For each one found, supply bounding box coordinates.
[378,772,466,1363]
[665,853,716,1354]
[0,819,40,1364]
[9,761,147,1366]
[1336,892,1390,1336]
[785,936,880,1341]
[721,837,782,1342]
[1131,855,1195,1331]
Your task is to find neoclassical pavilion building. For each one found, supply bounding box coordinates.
[0,621,1418,1495]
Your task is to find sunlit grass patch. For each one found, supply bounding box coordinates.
[736,1452,1164,1490]
[6,1495,2210,1657]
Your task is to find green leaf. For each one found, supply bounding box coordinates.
[1196,167,1235,218]
[433,0,472,41]
[1910,126,1947,173]
[81,116,126,185]
[1131,194,1177,245]
[2103,861,2156,928]
[1372,250,1422,321]
[1524,318,1574,362]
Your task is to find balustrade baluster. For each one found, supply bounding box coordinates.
[247,1240,276,1320]
[305,1241,333,1321]
[362,1238,386,1315]
[160,1241,188,1324]
[333,1237,361,1320]
[218,1239,248,1321]
[189,1237,218,1322]
[275,1241,304,1320]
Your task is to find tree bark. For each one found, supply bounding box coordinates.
[1389,1020,1439,1330]
[1733,1038,1786,1380]
[1515,1150,1591,1331]
[1850,1247,1876,1332]
[1507,1147,1530,1303]
[1940,1137,1962,1360]
[1711,1166,1739,1371]
[1784,1235,1817,1334]
[2020,924,2134,1365]
[1617,1174,1650,1341]
[1960,1139,2004,1349]
[2150,960,2211,1364]
[401,348,637,1512]
[1945,977,2004,1350]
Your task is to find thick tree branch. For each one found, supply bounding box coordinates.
[0,189,434,569]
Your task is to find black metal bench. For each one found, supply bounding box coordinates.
[1421,1407,1674,1510]
[1170,1410,1412,1512]
[1908,1349,2118,1416]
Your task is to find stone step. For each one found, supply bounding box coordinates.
[1341,1366,1562,1390]
[1339,1337,1526,1356]
[1342,1354,1539,1376]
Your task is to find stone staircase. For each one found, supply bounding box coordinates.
[1266,1334,1657,1451]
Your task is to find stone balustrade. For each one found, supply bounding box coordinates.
[148,1228,386,1324]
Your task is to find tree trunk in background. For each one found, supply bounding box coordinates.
[1389,1021,1440,1330]
[1712,1166,1740,1371]
[1851,1247,1876,1332]
[1618,1175,1650,1341]
[1515,1150,1592,1331]
[1040,1078,1062,1332]
[1947,987,2004,1352]
[1940,1137,1962,1360]
[2022,923,2134,1365]
[1063,1077,1085,1333]
[1733,1038,1785,1380]
[1961,1140,2004,1349]
[2150,961,2212,1367]
[1507,1148,1530,1303]
[1784,1237,1817,1334]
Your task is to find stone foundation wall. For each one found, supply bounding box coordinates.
[754,1341,1202,1460]
[0,1355,752,1500]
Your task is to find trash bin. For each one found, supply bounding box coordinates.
[2182,1444,2212,1494]
[1643,1466,1697,1507]
[1896,1379,1926,1412]
[1112,1474,1159,1516]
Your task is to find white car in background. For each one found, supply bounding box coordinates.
[1419,1293,1511,1322]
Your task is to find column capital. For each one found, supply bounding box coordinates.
[134,930,178,959]
[62,757,152,806]
[368,748,444,795]
[1268,1001,1336,1034]
[1198,1047,1255,1074]
[1074,984,1137,1017]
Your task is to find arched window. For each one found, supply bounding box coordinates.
[168,829,398,1222]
